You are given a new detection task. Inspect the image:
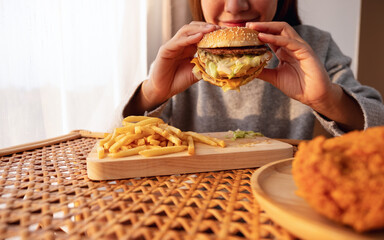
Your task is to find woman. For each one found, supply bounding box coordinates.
[119,0,384,139]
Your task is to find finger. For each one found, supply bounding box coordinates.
[176,23,220,38]
[189,21,207,25]
[257,68,278,86]
[258,33,305,55]
[246,21,286,34]
[247,21,302,42]
[159,32,201,58]
[189,21,224,30]
[189,21,215,27]
[162,24,219,55]
[172,24,218,46]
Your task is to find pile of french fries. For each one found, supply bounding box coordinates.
[97,116,225,159]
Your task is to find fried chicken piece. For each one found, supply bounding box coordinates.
[292,126,384,232]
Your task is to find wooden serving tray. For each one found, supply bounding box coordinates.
[86,132,293,180]
[251,159,384,240]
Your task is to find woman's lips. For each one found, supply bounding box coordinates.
[220,19,259,27]
[222,22,247,27]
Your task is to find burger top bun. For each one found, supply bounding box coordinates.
[197,27,264,48]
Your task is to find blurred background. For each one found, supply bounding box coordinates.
[0,0,383,149]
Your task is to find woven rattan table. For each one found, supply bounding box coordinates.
[0,131,299,240]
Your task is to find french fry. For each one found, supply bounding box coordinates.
[124,132,147,145]
[115,134,125,142]
[146,135,158,143]
[158,136,167,142]
[151,125,167,136]
[187,136,195,155]
[149,134,160,140]
[137,138,146,146]
[168,135,182,146]
[185,131,218,146]
[115,125,135,134]
[123,115,152,123]
[138,146,187,157]
[167,125,182,136]
[121,145,132,150]
[97,146,105,159]
[147,138,160,146]
[104,130,119,149]
[121,121,135,127]
[134,126,142,134]
[147,145,162,149]
[109,146,148,158]
[96,116,226,159]
[159,124,184,139]
[151,126,182,146]
[207,136,226,148]
[141,126,155,135]
[109,135,129,153]
[135,117,164,126]
[99,133,112,147]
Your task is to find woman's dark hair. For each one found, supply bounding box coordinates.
[188,0,301,26]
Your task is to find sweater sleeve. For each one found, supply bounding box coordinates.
[313,31,384,136]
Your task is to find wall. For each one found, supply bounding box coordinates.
[358,0,384,99]
[147,0,163,73]
[146,0,192,72]
[298,0,361,77]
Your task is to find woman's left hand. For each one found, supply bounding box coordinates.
[246,21,335,108]
[246,21,364,131]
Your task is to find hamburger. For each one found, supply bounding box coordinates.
[191,27,272,92]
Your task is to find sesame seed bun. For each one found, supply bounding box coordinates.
[197,27,264,48]
[191,27,272,92]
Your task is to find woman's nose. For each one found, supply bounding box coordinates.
[225,0,249,14]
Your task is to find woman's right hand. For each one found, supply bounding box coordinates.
[139,22,220,112]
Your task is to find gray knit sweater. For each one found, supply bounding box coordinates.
[118,25,384,140]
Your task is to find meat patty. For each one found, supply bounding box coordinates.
[201,46,268,55]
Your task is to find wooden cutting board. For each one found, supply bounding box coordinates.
[251,159,384,240]
[86,132,293,180]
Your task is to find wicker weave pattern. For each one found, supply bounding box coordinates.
[0,137,295,239]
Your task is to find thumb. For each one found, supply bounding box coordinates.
[257,68,277,86]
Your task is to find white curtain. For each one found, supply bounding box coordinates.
[0,0,148,148]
